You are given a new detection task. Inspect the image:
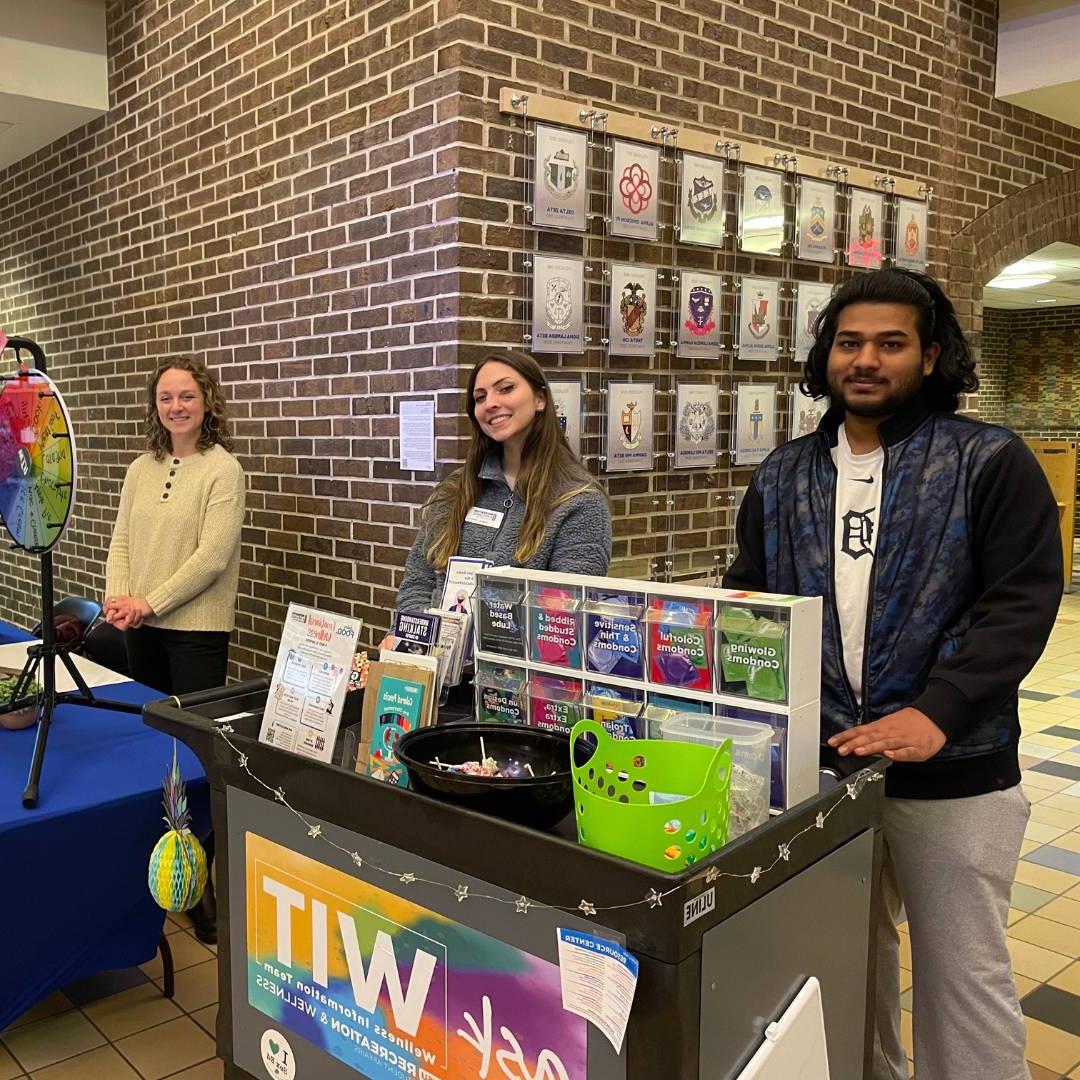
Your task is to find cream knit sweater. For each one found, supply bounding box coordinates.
[104,444,245,632]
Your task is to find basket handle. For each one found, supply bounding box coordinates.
[570,718,610,770]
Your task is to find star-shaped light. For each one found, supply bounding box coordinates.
[350,852,363,868]
[307,824,322,839]
[815,812,825,829]
[578,899,596,917]
[846,781,859,800]
[219,722,234,734]
[778,842,791,862]
[454,885,469,903]
[705,866,720,884]
[645,888,663,909]
[400,872,416,885]
[750,866,762,884]
[237,753,248,769]
[274,787,286,803]
[514,896,532,914]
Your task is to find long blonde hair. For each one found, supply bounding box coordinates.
[425,351,603,570]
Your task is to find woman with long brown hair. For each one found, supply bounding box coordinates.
[396,350,611,611]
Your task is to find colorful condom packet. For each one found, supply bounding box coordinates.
[529,674,583,734]
[528,586,582,667]
[586,685,643,740]
[719,606,788,702]
[584,593,644,679]
[647,597,713,691]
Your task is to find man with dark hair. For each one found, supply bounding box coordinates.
[725,269,1062,1080]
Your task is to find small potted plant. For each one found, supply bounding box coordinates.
[0,669,40,730]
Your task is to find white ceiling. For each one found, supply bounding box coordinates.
[983,241,1080,309]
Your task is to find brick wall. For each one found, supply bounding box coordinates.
[1,0,1079,677]
[977,304,1080,535]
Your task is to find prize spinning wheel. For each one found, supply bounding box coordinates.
[0,364,76,552]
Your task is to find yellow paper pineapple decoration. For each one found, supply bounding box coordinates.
[148,742,207,912]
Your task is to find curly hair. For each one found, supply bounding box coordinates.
[801,269,978,413]
[145,357,233,460]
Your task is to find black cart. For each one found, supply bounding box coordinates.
[145,680,884,1080]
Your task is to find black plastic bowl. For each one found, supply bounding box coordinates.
[395,723,578,830]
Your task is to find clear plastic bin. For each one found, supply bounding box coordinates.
[659,713,771,838]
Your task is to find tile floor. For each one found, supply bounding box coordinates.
[3,590,1079,1079]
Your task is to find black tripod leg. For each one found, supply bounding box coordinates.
[59,649,95,702]
[22,691,53,808]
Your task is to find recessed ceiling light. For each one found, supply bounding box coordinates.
[1035,298,1057,303]
[998,259,1056,276]
[986,274,1055,289]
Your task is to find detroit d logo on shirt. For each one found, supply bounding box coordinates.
[841,508,876,559]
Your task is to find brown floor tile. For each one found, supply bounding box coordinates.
[164,961,219,1016]
[139,935,214,981]
[2,994,71,1034]
[1010,914,1080,957]
[81,983,182,1042]
[1,1010,105,1073]
[1024,1015,1080,1073]
[1027,1063,1062,1080]
[30,1044,140,1080]
[1041,895,1080,930]
[114,1016,214,1080]
[189,1005,217,1038]
[163,1060,224,1080]
[1051,961,1080,996]
[0,1043,21,1080]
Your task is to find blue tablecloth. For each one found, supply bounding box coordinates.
[0,654,209,1025]
[0,621,33,645]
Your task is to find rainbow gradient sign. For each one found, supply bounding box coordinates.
[245,833,589,1079]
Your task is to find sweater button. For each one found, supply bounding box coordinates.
[169,470,176,477]
[165,482,172,489]
[162,492,169,500]
[172,459,179,465]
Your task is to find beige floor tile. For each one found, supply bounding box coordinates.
[0,1009,104,1073]
[139,934,214,980]
[1039,895,1080,930]
[81,982,182,1042]
[1021,839,1042,856]
[1015,858,1080,894]
[163,1060,224,1080]
[1023,771,1076,792]
[901,1009,913,1059]
[2,994,72,1034]
[190,1004,217,1038]
[898,928,912,970]
[30,1044,140,1080]
[165,960,219,1015]
[1009,907,1027,926]
[1015,972,1040,999]
[114,1016,214,1080]
[1026,820,1070,844]
[1055,832,1080,854]
[1039,792,1080,814]
[1025,733,1080,751]
[0,1043,21,1080]
[1007,936,1072,981]
[899,967,912,993]
[1009,913,1080,955]
[1069,880,1080,901]
[1027,1061,1061,1080]
[1024,1016,1080,1073]
[1050,960,1080,996]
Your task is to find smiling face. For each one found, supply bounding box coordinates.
[155,367,206,448]
[470,360,545,449]
[826,302,939,418]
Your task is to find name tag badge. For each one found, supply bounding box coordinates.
[466,506,505,529]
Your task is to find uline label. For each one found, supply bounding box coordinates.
[683,887,716,927]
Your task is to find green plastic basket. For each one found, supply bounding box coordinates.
[570,719,732,872]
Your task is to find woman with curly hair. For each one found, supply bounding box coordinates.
[104,357,245,697]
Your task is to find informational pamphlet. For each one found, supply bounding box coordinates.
[557,928,639,1054]
[258,604,363,763]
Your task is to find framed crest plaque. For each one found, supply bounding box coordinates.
[531,254,586,354]
[674,382,719,469]
[796,179,837,263]
[739,166,785,255]
[606,381,655,473]
[845,189,885,269]
[733,383,777,466]
[678,152,725,247]
[793,281,834,363]
[549,379,584,458]
[893,197,928,270]
[608,263,657,356]
[676,271,724,359]
[610,139,660,241]
[737,276,781,362]
[532,124,588,232]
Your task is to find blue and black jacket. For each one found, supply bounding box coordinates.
[724,396,1063,799]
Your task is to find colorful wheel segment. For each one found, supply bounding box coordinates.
[0,369,77,552]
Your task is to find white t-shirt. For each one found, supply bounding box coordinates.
[831,424,884,703]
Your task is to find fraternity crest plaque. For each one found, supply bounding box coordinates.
[893,196,928,270]
[532,124,588,232]
[790,387,827,439]
[677,271,724,359]
[678,152,726,247]
[739,165,785,256]
[737,276,781,362]
[674,382,719,469]
[793,281,834,363]
[531,254,586,354]
[606,381,655,473]
[845,189,885,269]
[733,383,777,466]
[549,379,584,458]
[608,263,657,356]
[610,139,660,241]
[796,179,837,264]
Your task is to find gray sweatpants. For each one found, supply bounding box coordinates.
[872,785,1031,1080]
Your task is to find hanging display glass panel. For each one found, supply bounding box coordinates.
[793,282,834,364]
[678,152,725,247]
[608,263,657,357]
[531,254,586,354]
[610,140,660,241]
[532,123,589,232]
[795,178,837,264]
[737,276,781,362]
[605,381,655,473]
[733,383,778,466]
[739,166,785,255]
[674,382,719,469]
[676,271,724,359]
[549,379,583,458]
[893,197,929,270]
[845,189,885,269]
[790,387,828,439]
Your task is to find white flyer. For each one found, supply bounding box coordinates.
[678,151,725,247]
[893,196,929,270]
[738,276,781,362]
[557,928,639,1054]
[674,382,719,469]
[398,399,435,472]
[610,139,660,240]
[733,383,778,466]
[532,254,586,354]
[549,379,584,457]
[608,262,657,356]
[846,188,885,269]
[440,556,492,617]
[793,281,834,363]
[532,123,588,232]
[606,380,654,473]
[795,178,837,263]
[259,604,363,763]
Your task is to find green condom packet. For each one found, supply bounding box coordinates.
[719,606,788,702]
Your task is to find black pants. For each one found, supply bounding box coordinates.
[124,625,230,697]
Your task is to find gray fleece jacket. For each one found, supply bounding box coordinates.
[395,453,612,613]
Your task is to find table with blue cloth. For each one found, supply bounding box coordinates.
[0,621,210,1026]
